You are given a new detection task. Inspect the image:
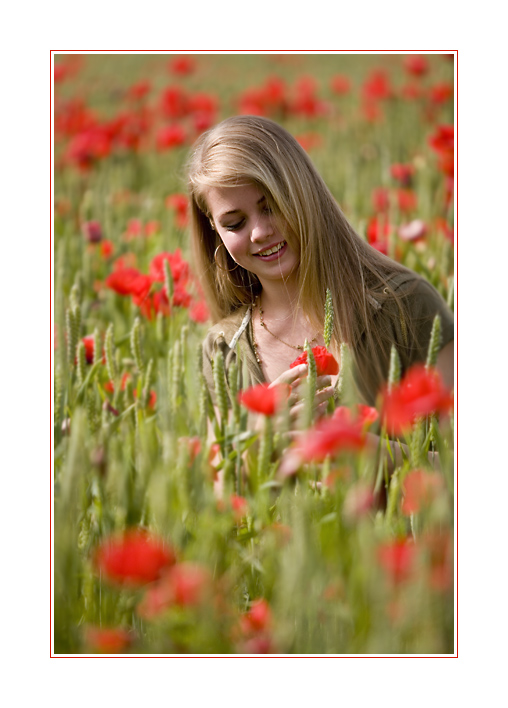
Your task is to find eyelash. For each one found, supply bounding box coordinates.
[224,206,273,232]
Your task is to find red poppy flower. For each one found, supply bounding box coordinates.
[160,85,188,119]
[422,531,453,592]
[403,55,429,77]
[371,187,390,213]
[82,220,103,243]
[100,240,114,258]
[156,124,186,150]
[81,336,95,364]
[137,562,210,619]
[168,56,196,76]
[401,469,444,515]
[153,289,171,317]
[94,529,175,587]
[238,383,289,417]
[149,250,189,284]
[396,188,417,213]
[105,267,143,296]
[390,163,415,187]
[189,300,210,323]
[296,409,366,463]
[362,70,394,102]
[377,538,416,584]
[127,80,151,101]
[381,364,454,434]
[429,82,453,104]
[84,626,132,654]
[165,193,189,228]
[290,346,339,376]
[240,599,272,635]
[330,74,351,95]
[343,481,375,522]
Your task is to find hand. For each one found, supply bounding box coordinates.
[268,364,335,425]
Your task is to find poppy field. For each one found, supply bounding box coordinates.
[52,52,456,655]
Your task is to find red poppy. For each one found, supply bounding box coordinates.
[390,163,415,187]
[133,388,157,409]
[165,193,189,228]
[362,70,394,102]
[371,187,390,213]
[240,599,272,635]
[105,267,143,296]
[400,82,424,101]
[403,55,429,77]
[330,74,351,95]
[377,538,416,584]
[137,562,210,619]
[126,80,151,101]
[422,531,453,592]
[149,250,189,284]
[100,240,114,258]
[238,383,289,417]
[81,336,95,364]
[396,188,417,213]
[82,220,103,243]
[401,469,444,515]
[230,494,249,521]
[295,132,323,152]
[144,220,160,237]
[160,85,188,119]
[381,364,454,434]
[94,529,175,587]
[153,289,171,317]
[290,346,339,377]
[169,55,196,76]
[156,124,186,150]
[66,127,111,171]
[172,284,192,308]
[189,300,210,323]
[429,82,453,104]
[84,626,132,654]
[296,408,367,463]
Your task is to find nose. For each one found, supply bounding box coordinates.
[250,213,274,242]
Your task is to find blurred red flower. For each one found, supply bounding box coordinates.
[377,538,416,584]
[153,289,171,317]
[84,626,132,654]
[126,80,151,101]
[169,55,196,76]
[189,300,210,323]
[66,127,111,170]
[238,383,289,417]
[381,364,454,434]
[137,562,210,619]
[396,188,417,213]
[165,193,189,229]
[82,220,103,243]
[403,55,429,77]
[366,215,391,254]
[81,336,95,364]
[401,469,444,515]
[290,346,339,376]
[371,187,390,213]
[100,240,114,258]
[160,85,188,119]
[156,124,186,150]
[105,267,143,296]
[390,163,415,187]
[330,74,352,95]
[240,599,272,635]
[429,82,453,104]
[362,70,394,101]
[343,481,375,522]
[94,529,176,587]
[296,407,367,463]
[295,132,323,152]
[422,531,453,592]
[429,124,454,177]
[150,250,189,284]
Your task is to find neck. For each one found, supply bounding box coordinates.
[256,275,300,319]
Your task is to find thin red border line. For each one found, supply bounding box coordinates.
[50,49,53,658]
[50,49,456,53]
[50,50,458,659]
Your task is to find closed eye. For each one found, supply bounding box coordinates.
[224,219,245,232]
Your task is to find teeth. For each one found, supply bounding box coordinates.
[258,241,285,257]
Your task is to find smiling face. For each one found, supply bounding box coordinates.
[206,183,299,287]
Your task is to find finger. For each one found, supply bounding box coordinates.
[269,364,308,387]
[315,375,332,391]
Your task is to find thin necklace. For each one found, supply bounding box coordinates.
[253,295,319,353]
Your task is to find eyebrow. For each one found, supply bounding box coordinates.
[219,195,266,219]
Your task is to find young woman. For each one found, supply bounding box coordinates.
[186,115,454,419]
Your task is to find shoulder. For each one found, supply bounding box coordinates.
[202,306,251,358]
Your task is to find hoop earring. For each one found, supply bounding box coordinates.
[214,243,240,272]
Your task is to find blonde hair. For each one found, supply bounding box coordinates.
[187,115,415,401]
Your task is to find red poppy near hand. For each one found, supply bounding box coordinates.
[296,409,367,463]
[94,529,175,587]
[238,383,289,417]
[290,346,339,376]
[381,364,454,434]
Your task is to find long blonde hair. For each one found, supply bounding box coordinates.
[186,115,415,401]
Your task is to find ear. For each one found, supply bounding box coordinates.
[209,218,215,232]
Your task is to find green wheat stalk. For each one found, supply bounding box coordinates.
[426,315,442,369]
[213,350,229,426]
[303,340,317,429]
[323,288,334,349]
[104,323,117,383]
[388,344,401,391]
[76,340,86,386]
[130,317,144,373]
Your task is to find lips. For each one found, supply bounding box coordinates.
[254,240,286,258]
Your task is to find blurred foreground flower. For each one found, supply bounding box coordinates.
[137,562,211,619]
[84,626,132,654]
[381,364,453,434]
[377,538,416,585]
[94,529,175,587]
[401,469,444,515]
[238,383,290,417]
